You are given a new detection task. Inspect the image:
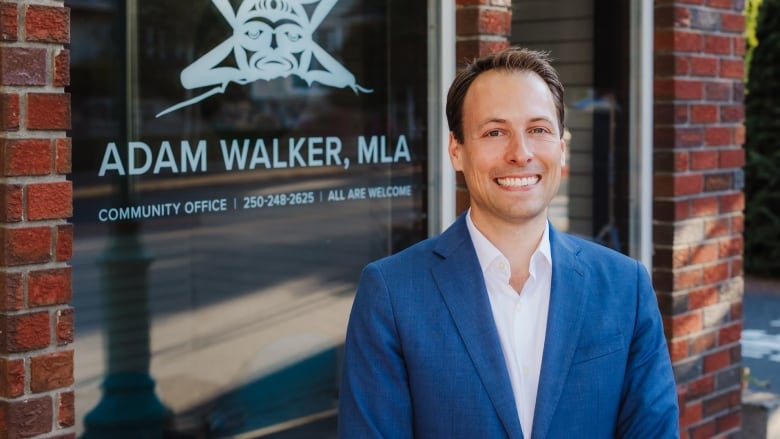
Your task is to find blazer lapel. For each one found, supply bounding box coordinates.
[531,228,588,439]
[431,216,524,439]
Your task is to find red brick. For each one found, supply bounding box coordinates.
[58,390,74,427]
[719,321,741,346]
[705,35,732,54]
[690,105,718,124]
[0,311,51,353]
[678,174,704,196]
[732,258,743,277]
[690,150,718,170]
[721,12,745,32]
[691,330,716,354]
[25,5,69,44]
[0,184,23,222]
[720,192,744,213]
[0,92,19,129]
[703,349,731,373]
[732,214,744,233]
[28,267,72,307]
[720,59,744,79]
[689,286,718,310]
[0,396,53,437]
[703,388,740,416]
[690,420,716,439]
[655,78,704,100]
[720,105,744,123]
[707,0,737,9]
[719,235,742,258]
[26,181,73,220]
[654,103,689,125]
[30,350,73,392]
[670,338,689,362]
[54,49,69,87]
[691,196,717,217]
[704,172,732,191]
[0,358,24,397]
[55,224,73,261]
[704,81,731,100]
[0,3,18,41]
[0,46,46,86]
[457,7,511,36]
[0,271,23,311]
[656,30,703,52]
[0,138,52,176]
[55,138,72,174]
[27,93,71,130]
[675,267,703,289]
[688,375,715,400]
[734,35,746,56]
[56,307,74,345]
[655,54,690,76]
[703,261,729,283]
[654,199,690,221]
[690,56,717,76]
[0,226,53,267]
[731,301,743,321]
[655,5,691,27]
[705,217,730,238]
[734,124,745,144]
[671,311,702,336]
[717,410,741,432]
[690,242,718,264]
[704,126,731,146]
[680,400,702,428]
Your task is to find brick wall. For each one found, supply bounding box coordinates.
[0,1,74,438]
[454,0,512,214]
[653,0,745,437]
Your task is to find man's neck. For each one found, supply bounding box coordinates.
[469,211,548,275]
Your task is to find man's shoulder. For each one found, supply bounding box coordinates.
[553,230,639,269]
[371,234,442,271]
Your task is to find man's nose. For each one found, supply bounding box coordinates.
[505,133,534,164]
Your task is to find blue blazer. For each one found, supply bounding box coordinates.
[338,215,679,438]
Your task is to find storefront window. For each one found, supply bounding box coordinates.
[68,0,429,436]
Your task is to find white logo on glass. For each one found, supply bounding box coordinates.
[156,0,372,118]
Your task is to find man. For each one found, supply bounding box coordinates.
[338,47,679,438]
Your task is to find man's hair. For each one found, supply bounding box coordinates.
[446,47,565,144]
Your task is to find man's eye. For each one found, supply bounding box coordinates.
[530,127,548,134]
[486,130,502,137]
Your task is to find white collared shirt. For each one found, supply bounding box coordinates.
[466,212,552,439]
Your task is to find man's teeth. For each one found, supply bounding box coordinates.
[497,176,540,187]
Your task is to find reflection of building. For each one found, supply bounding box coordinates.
[1,0,745,438]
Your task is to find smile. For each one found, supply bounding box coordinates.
[496,176,540,187]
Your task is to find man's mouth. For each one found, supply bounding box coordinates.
[496,176,541,188]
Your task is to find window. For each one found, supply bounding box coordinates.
[68,0,430,436]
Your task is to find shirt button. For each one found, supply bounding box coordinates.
[523,367,529,376]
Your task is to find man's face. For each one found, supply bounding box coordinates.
[449,69,566,230]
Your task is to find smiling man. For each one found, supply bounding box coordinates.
[338,47,679,439]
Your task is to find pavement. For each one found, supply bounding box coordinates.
[743,275,780,393]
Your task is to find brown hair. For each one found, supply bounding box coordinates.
[446,47,565,143]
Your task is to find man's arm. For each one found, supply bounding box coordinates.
[338,263,414,438]
[617,260,680,438]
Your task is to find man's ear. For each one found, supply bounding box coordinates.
[448,132,464,172]
[560,138,566,167]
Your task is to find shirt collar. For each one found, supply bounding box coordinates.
[465,210,552,276]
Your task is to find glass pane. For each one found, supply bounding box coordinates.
[68,0,429,437]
